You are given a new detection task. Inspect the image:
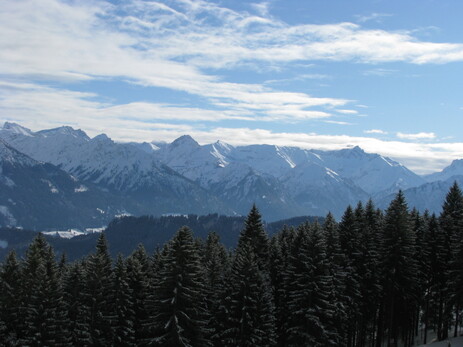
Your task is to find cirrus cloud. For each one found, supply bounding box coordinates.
[397,132,436,140]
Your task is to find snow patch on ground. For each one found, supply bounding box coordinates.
[1,176,15,187]
[41,179,59,193]
[74,185,88,193]
[0,205,16,226]
[85,227,105,234]
[416,336,463,346]
[43,227,105,239]
[115,212,132,218]
[43,229,85,239]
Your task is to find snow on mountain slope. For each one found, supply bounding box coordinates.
[424,159,463,183]
[0,123,231,217]
[151,138,298,218]
[230,144,305,177]
[154,135,424,197]
[378,175,463,214]
[0,123,434,222]
[1,124,190,191]
[281,160,369,217]
[0,138,37,168]
[151,135,371,218]
[0,140,131,229]
[207,162,303,220]
[311,146,425,195]
[152,135,232,187]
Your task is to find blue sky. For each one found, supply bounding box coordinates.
[1,0,463,173]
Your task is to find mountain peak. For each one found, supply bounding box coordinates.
[350,145,365,153]
[2,122,34,136]
[171,135,200,148]
[37,126,90,140]
[425,158,463,183]
[449,159,463,167]
[92,133,112,143]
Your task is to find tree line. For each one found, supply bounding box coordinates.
[1,183,463,346]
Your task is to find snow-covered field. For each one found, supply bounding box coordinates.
[43,226,105,239]
[416,334,463,346]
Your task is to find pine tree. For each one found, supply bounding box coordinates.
[266,225,296,347]
[440,182,463,338]
[126,244,151,344]
[202,232,230,344]
[285,222,337,346]
[268,235,287,346]
[380,191,418,347]
[18,234,66,346]
[357,200,382,347]
[0,250,22,345]
[113,255,135,346]
[419,211,435,344]
[62,261,92,346]
[323,212,348,346]
[338,205,361,346]
[0,318,8,347]
[238,204,270,273]
[151,226,210,346]
[218,243,276,346]
[85,233,115,346]
[144,243,171,343]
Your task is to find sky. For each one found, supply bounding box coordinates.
[1,0,463,174]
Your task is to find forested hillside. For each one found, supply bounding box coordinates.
[0,214,321,261]
[1,184,463,346]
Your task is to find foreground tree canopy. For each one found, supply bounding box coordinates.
[1,184,463,346]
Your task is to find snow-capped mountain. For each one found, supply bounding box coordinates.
[150,138,424,196]
[0,123,230,218]
[424,159,463,183]
[148,133,425,217]
[280,160,369,217]
[309,146,426,195]
[0,122,436,224]
[378,175,463,214]
[0,139,130,229]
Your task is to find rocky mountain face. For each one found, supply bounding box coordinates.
[0,139,129,229]
[147,135,424,218]
[0,122,453,228]
[0,123,232,227]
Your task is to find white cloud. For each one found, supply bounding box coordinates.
[365,129,388,135]
[396,132,436,140]
[3,0,463,83]
[2,0,463,126]
[1,0,463,175]
[363,68,396,76]
[336,109,358,115]
[264,74,329,85]
[0,81,345,127]
[355,13,393,24]
[1,82,461,175]
[324,120,352,125]
[3,0,367,124]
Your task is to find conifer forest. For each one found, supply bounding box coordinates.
[1,183,463,347]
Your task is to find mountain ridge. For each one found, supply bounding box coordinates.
[0,122,459,227]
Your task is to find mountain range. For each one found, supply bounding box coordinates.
[0,121,461,229]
